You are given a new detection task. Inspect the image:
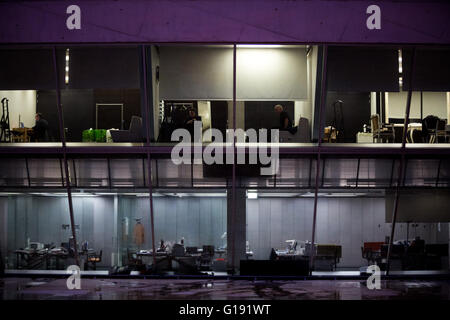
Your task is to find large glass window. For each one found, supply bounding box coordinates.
[58,46,143,143]
[118,192,227,274]
[156,45,233,144]
[0,47,60,143]
[236,45,312,144]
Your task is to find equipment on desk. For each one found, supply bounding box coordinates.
[356,132,373,143]
[272,239,304,259]
[158,239,169,252]
[186,247,198,255]
[285,240,298,253]
[81,240,89,252]
[28,242,45,250]
[172,243,185,257]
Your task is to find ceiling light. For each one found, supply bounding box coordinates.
[237,44,283,48]
[247,192,258,199]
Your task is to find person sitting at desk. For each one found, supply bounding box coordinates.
[184,108,202,141]
[274,104,297,134]
[31,113,49,142]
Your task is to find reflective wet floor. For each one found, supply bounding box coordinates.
[1,277,449,300]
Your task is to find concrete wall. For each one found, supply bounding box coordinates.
[247,197,449,268]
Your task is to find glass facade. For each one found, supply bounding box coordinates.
[0,43,449,276]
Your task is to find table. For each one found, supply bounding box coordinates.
[11,128,33,142]
[14,249,47,269]
[393,123,422,143]
[46,251,69,270]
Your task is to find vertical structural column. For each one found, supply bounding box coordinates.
[386,48,416,275]
[52,47,79,267]
[227,189,246,272]
[228,44,238,273]
[309,45,328,273]
[140,45,157,268]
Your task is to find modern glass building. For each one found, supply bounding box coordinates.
[0,0,449,281]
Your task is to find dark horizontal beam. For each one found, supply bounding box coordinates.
[1,143,450,157]
[0,185,448,193]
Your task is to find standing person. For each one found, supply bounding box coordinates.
[31,113,49,142]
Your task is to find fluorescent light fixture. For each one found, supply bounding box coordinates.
[247,192,258,199]
[65,48,70,85]
[0,192,22,196]
[237,44,283,48]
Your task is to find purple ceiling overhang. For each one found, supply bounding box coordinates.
[0,0,449,44]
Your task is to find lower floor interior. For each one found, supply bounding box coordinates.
[1,189,449,276]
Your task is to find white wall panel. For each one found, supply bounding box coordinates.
[160,46,307,100]
[237,47,308,100]
[160,46,233,100]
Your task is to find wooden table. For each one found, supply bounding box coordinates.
[11,128,33,142]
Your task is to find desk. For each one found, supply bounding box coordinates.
[14,249,47,269]
[46,251,68,270]
[11,128,33,142]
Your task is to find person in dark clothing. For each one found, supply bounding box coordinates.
[31,113,49,142]
[274,104,296,134]
[184,108,202,141]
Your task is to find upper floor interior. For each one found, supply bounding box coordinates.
[0,44,449,150]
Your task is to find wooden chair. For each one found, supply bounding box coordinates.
[435,119,448,143]
[371,114,395,143]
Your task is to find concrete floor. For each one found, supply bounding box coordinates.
[1,277,450,300]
